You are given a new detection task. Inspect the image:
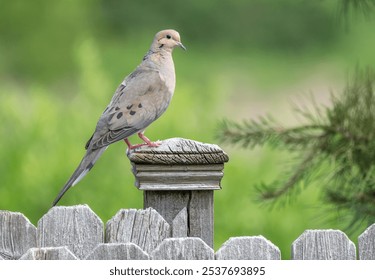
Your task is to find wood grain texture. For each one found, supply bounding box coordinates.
[151,237,214,260]
[129,138,228,191]
[37,205,103,259]
[358,223,375,260]
[85,243,149,260]
[187,191,214,247]
[0,211,36,260]
[144,191,214,247]
[105,208,170,254]
[127,138,229,165]
[215,236,281,260]
[19,246,78,260]
[172,207,188,238]
[292,229,356,260]
[144,191,191,225]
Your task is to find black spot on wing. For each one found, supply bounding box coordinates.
[130,110,136,115]
[117,112,123,119]
[108,113,116,122]
[138,103,142,108]
[126,104,133,110]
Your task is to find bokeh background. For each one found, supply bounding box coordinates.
[1,0,374,259]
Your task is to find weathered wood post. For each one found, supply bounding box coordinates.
[127,138,229,248]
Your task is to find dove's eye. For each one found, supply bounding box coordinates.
[166,34,172,39]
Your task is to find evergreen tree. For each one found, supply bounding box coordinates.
[218,68,375,228]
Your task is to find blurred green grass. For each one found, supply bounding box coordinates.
[1,0,374,259]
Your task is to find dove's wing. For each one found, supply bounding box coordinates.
[87,67,172,150]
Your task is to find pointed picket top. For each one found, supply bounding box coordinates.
[37,205,103,259]
[0,210,36,260]
[215,236,281,260]
[106,208,170,254]
[85,243,150,260]
[151,237,214,260]
[358,223,375,260]
[292,229,356,260]
[19,246,78,260]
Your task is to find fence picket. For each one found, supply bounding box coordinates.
[292,229,356,260]
[105,208,170,254]
[215,236,281,260]
[0,211,36,260]
[358,223,375,260]
[37,205,103,259]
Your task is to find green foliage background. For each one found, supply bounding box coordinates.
[1,0,374,259]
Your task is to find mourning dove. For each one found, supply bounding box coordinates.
[52,29,185,206]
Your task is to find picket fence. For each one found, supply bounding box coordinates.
[0,205,374,260]
[1,138,374,260]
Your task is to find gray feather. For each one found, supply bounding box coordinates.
[52,147,106,206]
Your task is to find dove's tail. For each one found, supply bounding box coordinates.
[52,147,107,206]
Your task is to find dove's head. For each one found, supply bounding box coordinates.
[152,29,186,52]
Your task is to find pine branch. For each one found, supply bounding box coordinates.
[218,66,375,227]
[218,117,327,150]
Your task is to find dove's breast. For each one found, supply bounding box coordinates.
[157,55,176,93]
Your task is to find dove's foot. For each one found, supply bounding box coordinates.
[124,138,146,149]
[137,132,161,147]
[124,133,161,150]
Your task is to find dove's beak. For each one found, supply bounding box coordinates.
[177,42,186,51]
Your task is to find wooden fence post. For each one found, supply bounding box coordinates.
[127,138,229,248]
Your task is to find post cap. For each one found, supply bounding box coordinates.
[127,138,229,165]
